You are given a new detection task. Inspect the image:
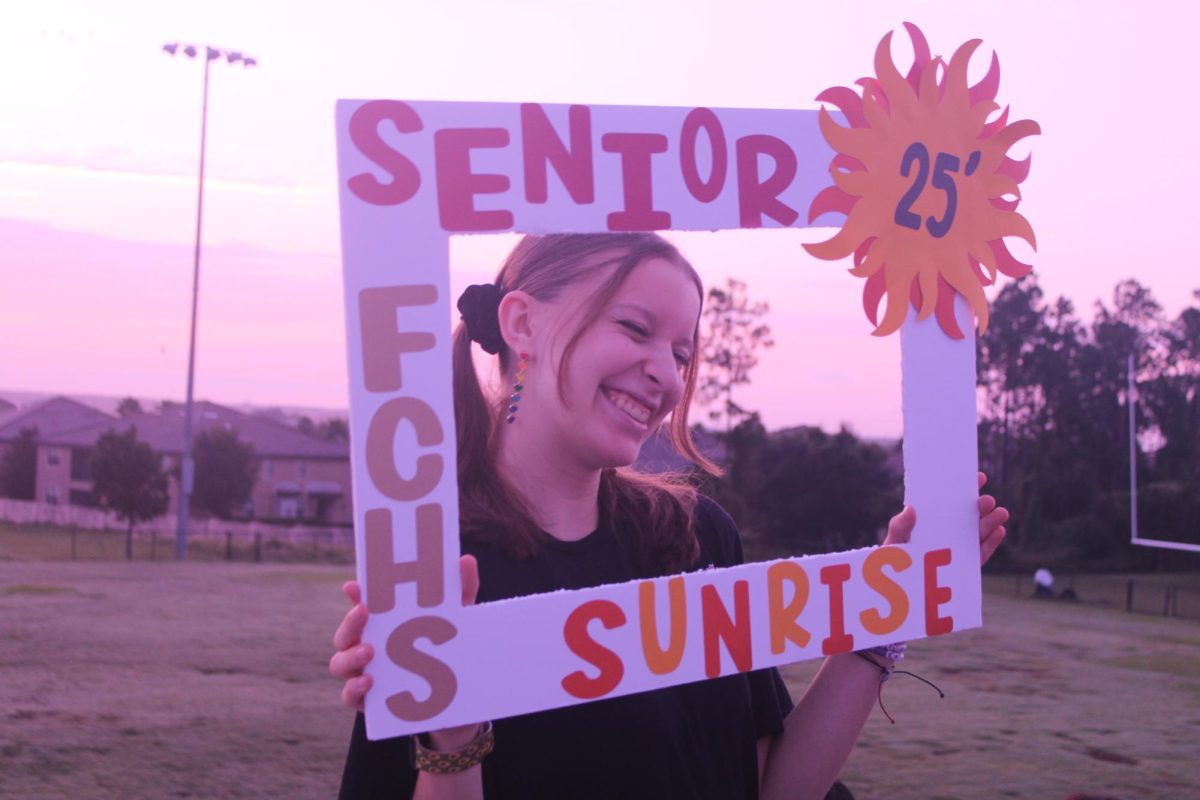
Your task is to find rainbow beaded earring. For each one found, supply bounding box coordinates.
[506,353,528,424]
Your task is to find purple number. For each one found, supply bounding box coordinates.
[926,151,960,239]
[894,142,928,231]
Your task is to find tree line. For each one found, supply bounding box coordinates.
[698,276,1200,572]
[974,277,1199,570]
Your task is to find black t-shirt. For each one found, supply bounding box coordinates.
[338,496,794,800]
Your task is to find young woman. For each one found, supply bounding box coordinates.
[330,233,1009,800]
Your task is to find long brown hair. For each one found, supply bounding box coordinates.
[453,233,721,574]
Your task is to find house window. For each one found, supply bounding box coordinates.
[47,449,61,466]
[263,460,274,478]
[297,461,307,479]
[45,487,60,505]
[70,447,93,481]
[69,489,95,507]
[277,496,300,519]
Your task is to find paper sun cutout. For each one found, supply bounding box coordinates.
[803,22,1040,339]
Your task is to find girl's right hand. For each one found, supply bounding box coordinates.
[329,556,481,714]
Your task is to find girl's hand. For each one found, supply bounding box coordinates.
[976,471,1008,565]
[329,555,480,713]
[879,472,1008,565]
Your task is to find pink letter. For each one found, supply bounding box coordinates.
[347,101,423,206]
[601,132,671,230]
[434,128,514,231]
[680,108,727,203]
[736,134,799,227]
[521,104,594,204]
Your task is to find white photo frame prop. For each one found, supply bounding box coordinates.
[335,54,1031,737]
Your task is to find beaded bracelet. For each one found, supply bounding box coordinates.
[852,642,943,724]
[410,721,495,774]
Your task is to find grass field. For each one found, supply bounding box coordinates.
[2,532,1198,799]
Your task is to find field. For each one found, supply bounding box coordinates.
[2,529,1198,799]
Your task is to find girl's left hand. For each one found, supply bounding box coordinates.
[881,472,1008,565]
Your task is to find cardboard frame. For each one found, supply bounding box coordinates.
[335,98,988,740]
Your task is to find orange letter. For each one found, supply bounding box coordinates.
[385,616,457,721]
[701,581,752,678]
[639,577,687,675]
[767,561,811,654]
[924,548,954,635]
[820,563,854,655]
[359,285,437,393]
[365,397,443,501]
[562,600,627,699]
[860,546,912,636]
[364,505,444,612]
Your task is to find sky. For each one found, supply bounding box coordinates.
[2,0,1198,438]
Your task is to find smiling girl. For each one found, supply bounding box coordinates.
[330,233,1008,800]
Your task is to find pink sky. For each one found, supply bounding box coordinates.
[3,0,1197,437]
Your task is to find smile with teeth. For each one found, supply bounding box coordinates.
[603,388,654,425]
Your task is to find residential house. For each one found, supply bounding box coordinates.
[6,397,352,525]
[0,396,118,504]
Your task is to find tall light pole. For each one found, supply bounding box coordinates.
[163,42,257,560]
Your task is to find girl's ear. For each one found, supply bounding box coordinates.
[497,290,537,356]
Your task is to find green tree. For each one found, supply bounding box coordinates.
[91,427,169,559]
[317,417,349,442]
[117,397,144,418]
[706,419,901,559]
[192,428,258,519]
[0,426,38,500]
[698,278,774,432]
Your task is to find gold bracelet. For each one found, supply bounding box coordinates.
[410,721,495,774]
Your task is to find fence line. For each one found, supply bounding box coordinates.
[0,497,354,548]
[991,572,1200,622]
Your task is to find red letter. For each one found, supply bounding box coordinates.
[347,100,423,206]
[767,561,811,654]
[521,104,594,204]
[924,548,954,635]
[680,108,727,203]
[701,581,752,678]
[385,616,458,721]
[364,505,444,612]
[736,134,799,227]
[359,285,437,393]
[601,132,671,231]
[434,128,514,231]
[820,563,854,655]
[562,600,627,699]
[365,397,443,502]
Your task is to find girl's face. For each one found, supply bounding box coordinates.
[525,256,702,472]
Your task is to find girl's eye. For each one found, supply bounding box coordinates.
[619,320,649,337]
[673,351,692,368]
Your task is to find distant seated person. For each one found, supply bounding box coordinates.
[1034,567,1055,598]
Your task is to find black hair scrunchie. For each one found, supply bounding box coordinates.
[456,284,507,355]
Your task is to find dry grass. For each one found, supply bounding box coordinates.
[1,536,1198,799]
